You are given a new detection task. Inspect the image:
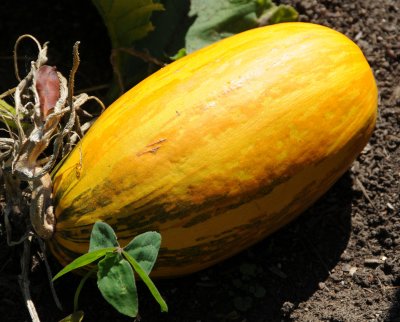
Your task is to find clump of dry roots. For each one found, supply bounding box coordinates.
[0,35,104,321]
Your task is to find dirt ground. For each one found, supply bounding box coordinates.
[0,0,399,321]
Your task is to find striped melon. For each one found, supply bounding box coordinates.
[48,22,377,278]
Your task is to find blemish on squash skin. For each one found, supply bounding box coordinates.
[137,146,161,156]
[75,145,83,179]
[146,138,167,147]
[137,138,167,156]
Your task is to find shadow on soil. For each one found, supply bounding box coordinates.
[387,287,400,322]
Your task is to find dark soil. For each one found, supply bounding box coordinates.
[0,0,399,321]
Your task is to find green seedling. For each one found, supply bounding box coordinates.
[54,221,167,319]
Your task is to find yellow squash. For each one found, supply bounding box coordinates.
[49,22,377,278]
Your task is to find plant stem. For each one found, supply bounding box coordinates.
[19,235,41,322]
[73,268,96,312]
[37,238,63,310]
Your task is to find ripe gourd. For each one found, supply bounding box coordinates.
[48,22,378,278]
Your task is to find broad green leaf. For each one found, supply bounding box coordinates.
[89,221,119,252]
[123,231,161,274]
[185,0,298,53]
[91,0,164,48]
[97,252,138,317]
[59,311,84,322]
[53,247,115,281]
[123,251,168,313]
[185,0,270,53]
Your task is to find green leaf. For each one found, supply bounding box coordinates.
[53,247,115,281]
[123,231,161,275]
[123,250,168,313]
[185,0,270,53]
[91,0,164,48]
[92,0,165,102]
[0,98,15,115]
[97,252,138,317]
[185,0,298,53]
[259,4,299,25]
[0,98,19,129]
[170,48,187,61]
[89,221,119,252]
[136,0,190,59]
[59,311,84,322]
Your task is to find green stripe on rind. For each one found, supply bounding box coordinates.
[49,149,354,277]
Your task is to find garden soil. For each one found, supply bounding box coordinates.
[0,0,399,321]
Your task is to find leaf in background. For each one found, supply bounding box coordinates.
[97,252,138,317]
[89,221,119,252]
[185,0,270,53]
[136,0,191,59]
[0,98,19,129]
[185,0,298,53]
[259,4,299,25]
[123,231,161,274]
[92,0,165,102]
[91,0,164,48]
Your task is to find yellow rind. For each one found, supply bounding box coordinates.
[49,22,378,278]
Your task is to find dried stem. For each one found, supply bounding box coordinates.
[38,238,63,310]
[13,34,42,82]
[19,235,41,322]
[0,87,16,99]
[1,35,105,320]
